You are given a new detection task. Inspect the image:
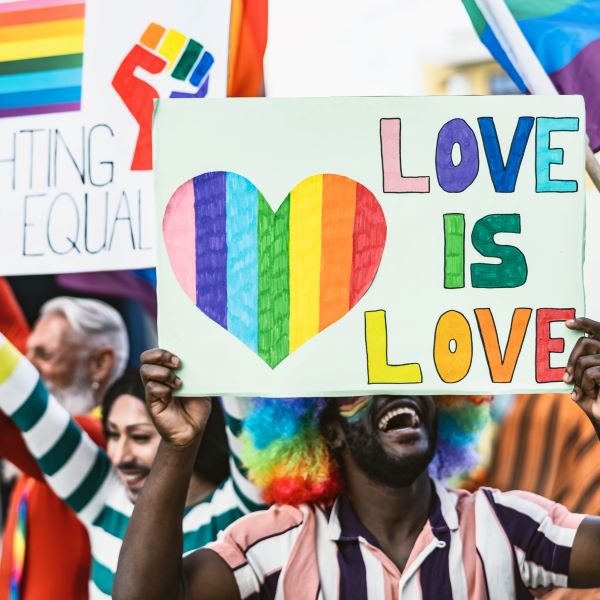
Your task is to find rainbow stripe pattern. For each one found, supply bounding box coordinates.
[462,0,600,151]
[9,478,34,600]
[0,0,85,118]
[163,171,387,368]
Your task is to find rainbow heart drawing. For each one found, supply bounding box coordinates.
[163,171,387,368]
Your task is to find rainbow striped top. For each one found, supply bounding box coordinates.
[0,334,263,600]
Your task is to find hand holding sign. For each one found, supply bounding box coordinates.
[565,319,600,422]
[139,348,211,448]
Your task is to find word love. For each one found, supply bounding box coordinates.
[365,307,574,385]
[381,116,579,194]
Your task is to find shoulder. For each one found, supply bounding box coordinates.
[209,503,314,556]
[470,487,585,533]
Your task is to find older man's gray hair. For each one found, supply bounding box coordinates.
[40,296,129,386]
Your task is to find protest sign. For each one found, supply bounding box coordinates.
[0,0,230,275]
[154,96,585,396]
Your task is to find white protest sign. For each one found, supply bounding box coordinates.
[154,96,585,397]
[0,0,230,274]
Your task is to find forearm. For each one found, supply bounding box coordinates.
[0,411,43,480]
[114,439,200,600]
[0,336,113,520]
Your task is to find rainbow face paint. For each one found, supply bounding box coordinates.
[337,396,373,423]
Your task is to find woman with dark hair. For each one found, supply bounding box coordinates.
[0,341,263,599]
[101,370,230,501]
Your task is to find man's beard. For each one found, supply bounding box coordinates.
[47,363,96,415]
[341,417,437,488]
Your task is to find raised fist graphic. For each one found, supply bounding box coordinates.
[112,23,214,170]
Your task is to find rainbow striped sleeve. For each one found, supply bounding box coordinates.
[0,334,117,524]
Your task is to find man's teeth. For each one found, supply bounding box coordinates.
[378,407,420,431]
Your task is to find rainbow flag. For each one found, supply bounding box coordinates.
[0,0,86,118]
[462,0,600,152]
[227,0,267,97]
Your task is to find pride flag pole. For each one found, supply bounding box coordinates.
[473,0,600,192]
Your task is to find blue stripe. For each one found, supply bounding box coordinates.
[11,378,48,432]
[182,507,243,553]
[38,419,82,476]
[480,0,600,87]
[0,86,81,110]
[480,27,527,91]
[226,172,259,353]
[0,68,83,94]
[91,558,113,595]
[190,51,214,86]
[518,0,600,73]
[65,451,111,513]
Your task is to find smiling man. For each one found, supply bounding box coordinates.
[114,317,600,599]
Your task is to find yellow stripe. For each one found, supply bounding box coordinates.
[0,339,21,385]
[289,174,323,352]
[157,29,187,69]
[0,18,84,43]
[0,35,84,62]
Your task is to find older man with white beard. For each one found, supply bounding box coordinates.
[26,296,129,414]
[0,296,129,600]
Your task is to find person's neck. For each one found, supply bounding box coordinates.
[344,466,432,571]
[185,474,217,507]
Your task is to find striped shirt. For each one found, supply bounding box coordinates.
[0,335,263,600]
[208,481,585,599]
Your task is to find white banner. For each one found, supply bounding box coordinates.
[0,0,230,274]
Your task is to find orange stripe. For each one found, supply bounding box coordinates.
[0,18,84,43]
[227,0,268,96]
[0,4,84,27]
[140,22,165,50]
[319,175,356,330]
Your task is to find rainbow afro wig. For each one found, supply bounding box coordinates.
[241,395,491,506]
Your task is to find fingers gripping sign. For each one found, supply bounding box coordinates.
[140,348,212,448]
[564,318,600,421]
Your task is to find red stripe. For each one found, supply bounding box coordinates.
[0,4,85,27]
[349,184,387,307]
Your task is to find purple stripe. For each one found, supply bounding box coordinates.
[549,37,600,152]
[0,101,80,118]
[337,541,367,600]
[194,172,227,328]
[482,490,571,575]
[335,498,369,599]
[263,570,281,597]
[57,272,157,319]
[337,496,379,546]
[420,492,453,598]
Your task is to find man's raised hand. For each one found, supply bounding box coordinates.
[565,318,600,421]
[139,348,211,448]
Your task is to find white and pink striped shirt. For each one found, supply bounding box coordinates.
[207,480,585,599]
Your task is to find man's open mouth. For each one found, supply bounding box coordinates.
[118,468,149,487]
[377,406,421,432]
